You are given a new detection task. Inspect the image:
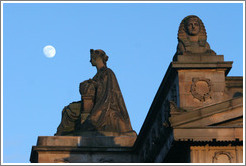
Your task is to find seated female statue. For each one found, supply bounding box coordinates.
[55,49,136,137]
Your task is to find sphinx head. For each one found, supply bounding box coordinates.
[178,15,207,39]
[173,15,216,60]
[185,16,200,36]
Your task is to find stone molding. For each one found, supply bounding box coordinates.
[173,127,243,141]
[170,97,243,127]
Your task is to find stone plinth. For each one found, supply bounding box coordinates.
[30,135,137,163]
[172,54,232,110]
[177,54,224,63]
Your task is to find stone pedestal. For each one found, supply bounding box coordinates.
[81,96,93,123]
[30,135,137,163]
[172,54,232,110]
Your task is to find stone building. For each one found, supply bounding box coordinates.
[30,15,243,163]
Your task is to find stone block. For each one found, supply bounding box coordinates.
[31,147,136,163]
[172,62,232,76]
[211,82,226,92]
[212,92,228,103]
[178,54,224,63]
[179,94,202,109]
[178,72,185,82]
[179,70,226,83]
[200,55,224,62]
[178,70,206,82]
[37,135,136,147]
[177,55,224,63]
[204,70,225,83]
[179,82,192,95]
[31,135,137,163]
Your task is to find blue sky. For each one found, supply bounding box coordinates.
[2,2,244,163]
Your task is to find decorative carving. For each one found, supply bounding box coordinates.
[190,77,212,102]
[173,15,216,61]
[55,49,136,136]
[212,151,232,163]
[169,101,187,115]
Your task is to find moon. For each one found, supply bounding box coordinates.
[43,45,56,58]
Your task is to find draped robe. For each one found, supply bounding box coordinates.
[55,67,134,135]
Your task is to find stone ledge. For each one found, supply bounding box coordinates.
[172,61,233,68]
[30,145,136,163]
[177,54,224,62]
[172,61,232,76]
[225,76,243,88]
[37,135,137,147]
[31,146,133,152]
[173,127,243,141]
[31,135,137,163]
[170,97,243,127]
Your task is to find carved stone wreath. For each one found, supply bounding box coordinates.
[212,151,232,163]
[190,77,212,102]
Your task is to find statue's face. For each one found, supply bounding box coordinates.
[90,54,97,66]
[186,18,200,36]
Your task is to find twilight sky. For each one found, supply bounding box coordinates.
[2,2,244,163]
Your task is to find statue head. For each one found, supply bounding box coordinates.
[90,49,109,66]
[173,15,216,60]
[185,17,200,36]
[177,15,207,46]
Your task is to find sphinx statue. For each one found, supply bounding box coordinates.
[173,15,216,61]
[55,49,136,137]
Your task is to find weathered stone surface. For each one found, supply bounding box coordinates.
[31,146,137,163]
[137,15,243,163]
[173,15,216,61]
[177,54,224,62]
[55,49,136,137]
[190,145,243,163]
[225,77,243,99]
[30,135,137,163]
[30,15,243,163]
[175,66,231,110]
[37,135,137,147]
[30,49,138,163]
[170,97,243,127]
[173,127,243,141]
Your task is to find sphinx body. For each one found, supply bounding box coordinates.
[55,49,135,136]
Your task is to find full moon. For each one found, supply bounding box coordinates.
[43,45,56,58]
